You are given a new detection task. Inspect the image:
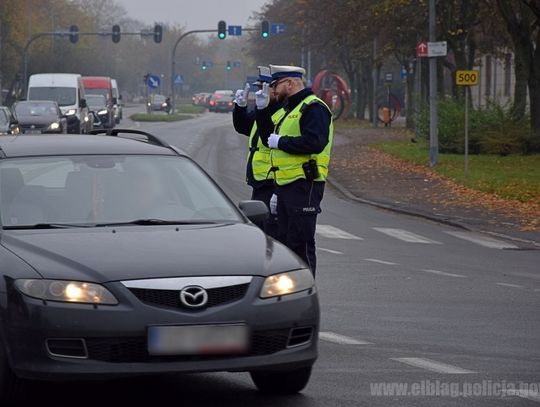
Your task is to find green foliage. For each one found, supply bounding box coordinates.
[418,98,532,155]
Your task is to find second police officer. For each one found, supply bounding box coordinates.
[254,65,334,276]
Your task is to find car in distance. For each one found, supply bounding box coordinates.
[0,106,20,135]
[147,94,169,112]
[0,129,319,401]
[110,78,122,124]
[12,100,67,134]
[85,94,113,130]
[208,90,235,113]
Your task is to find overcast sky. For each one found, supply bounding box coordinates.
[115,0,270,31]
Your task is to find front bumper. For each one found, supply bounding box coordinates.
[1,278,319,380]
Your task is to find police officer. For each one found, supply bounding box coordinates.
[255,65,333,276]
[232,66,285,238]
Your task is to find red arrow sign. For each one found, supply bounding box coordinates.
[416,41,428,58]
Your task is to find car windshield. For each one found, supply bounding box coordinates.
[86,95,106,110]
[28,87,76,107]
[14,102,58,117]
[85,88,110,101]
[0,155,243,227]
[0,110,8,126]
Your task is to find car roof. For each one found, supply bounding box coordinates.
[0,134,182,159]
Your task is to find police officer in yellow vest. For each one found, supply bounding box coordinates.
[232,66,285,238]
[255,65,333,276]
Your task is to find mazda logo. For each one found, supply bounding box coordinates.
[179,286,208,308]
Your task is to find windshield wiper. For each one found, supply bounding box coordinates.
[94,219,219,227]
[2,223,95,230]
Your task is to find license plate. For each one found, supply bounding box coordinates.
[147,324,248,355]
[25,130,42,134]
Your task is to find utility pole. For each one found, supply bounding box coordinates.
[372,37,378,128]
[429,0,438,166]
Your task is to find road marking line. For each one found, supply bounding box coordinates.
[503,389,540,402]
[317,225,363,240]
[445,231,518,249]
[496,283,524,289]
[421,269,467,278]
[391,357,476,374]
[374,228,442,244]
[364,258,399,265]
[319,247,343,254]
[319,332,373,345]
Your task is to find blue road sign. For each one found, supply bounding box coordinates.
[233,60,241,68]
[228,25,242,36]
[147,74,161,89]
[271,23,286,34]
[206,61,214,68]
[400,65,408,81]
[174,74,184,84]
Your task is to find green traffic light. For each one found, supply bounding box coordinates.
[262,32,269,38]
[218,33,226,39]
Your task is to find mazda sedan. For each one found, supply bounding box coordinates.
[0,130,319,402]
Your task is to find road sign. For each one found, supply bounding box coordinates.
[384,72,393,83]
[232,60,241,68]
[400,66,408,81]
[271,23,286,34]
[228,25,242,36]
[428,41,447,57]
[174,74,184,84]
[147,74,161,89]
[456,70,479,86]
[416,41,428,58]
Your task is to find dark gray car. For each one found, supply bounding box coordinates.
[12,100,67,134]
[0,130,319,402]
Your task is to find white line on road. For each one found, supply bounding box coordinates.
[364,258,399,266]
[496,283,524,289]
[391,357,476,374]
[445,231,518,249]
[317,225,363,240]
[318,247,344,254]
[374,228,442,244]
[319,332,373,345]
[421,269,467,278]
[503,389,540,403]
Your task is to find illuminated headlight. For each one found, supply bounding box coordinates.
[98,109,108,115]
[83,116,89,122]
[15,279,118,305]
[260,269,315,298]
[65,109,77,116]
[147,102,151,106]
[48,122,60,130]
[161,102,167,107]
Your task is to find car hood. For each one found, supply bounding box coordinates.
[18,115,59,125]
[1,224,305,282]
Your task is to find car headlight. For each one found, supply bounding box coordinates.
[65,109,77,116]
[260,269,315,298]
[15,279,118,305]
[161,102,167,107]
[98,109,108,115]
[48,122,60,130]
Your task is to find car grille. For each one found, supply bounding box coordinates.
[84,328,292,363]
[128,283,249,310]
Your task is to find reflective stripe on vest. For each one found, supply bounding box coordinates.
[271,95,333,185]
[247,108,286,181]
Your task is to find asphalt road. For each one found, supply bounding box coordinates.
[45,107,538,407]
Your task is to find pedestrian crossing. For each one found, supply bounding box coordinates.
[317,224,516,250]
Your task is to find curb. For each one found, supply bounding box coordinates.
[326,176,540,248]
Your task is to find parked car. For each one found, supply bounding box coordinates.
[147,94,168,112]
[85,94,112,130]
[12,100,67,134]
[208,90,235,113]
[0,129,319,402]
[0,106,20,135]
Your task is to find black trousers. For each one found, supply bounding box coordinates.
[275,179,324,276]
[250,182,279,239]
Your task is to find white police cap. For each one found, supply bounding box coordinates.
[269,65,306,82]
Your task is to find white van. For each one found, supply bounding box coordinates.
[110,78,123,124]
[27,73,93,134]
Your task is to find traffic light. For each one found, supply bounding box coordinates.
[226,61,231,71]
[69,25,79,43]
[261,21,269,38]
[218,20,226,40]
[201,61,207,71]
[153,24,162,43]
[112,24,121,43]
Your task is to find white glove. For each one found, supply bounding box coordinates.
[234,83,250,107]
[268,133,281,149]
[269,193,278,215]
[255,82,270,109]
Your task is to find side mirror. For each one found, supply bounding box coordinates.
[119,94,123,100]
[112,97,118,105]
[79,98,87,109]
[238,200,269,224]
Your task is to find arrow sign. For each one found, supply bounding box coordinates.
[416,41,428,58]
[147,74,161,89]
[228,25,242,36]
[271,23,286,34]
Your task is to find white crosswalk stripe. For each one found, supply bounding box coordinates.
[391,357,476,374]
[445,231,518,249]
[374,228,442,244]
[317,225,363,240]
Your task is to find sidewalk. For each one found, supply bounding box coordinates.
[327,125,540,248]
